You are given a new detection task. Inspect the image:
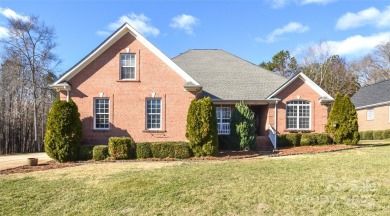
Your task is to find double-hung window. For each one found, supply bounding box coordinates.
[286,100,310,130]
[146,99,162,130]
[94,98,109,129]
[367,108,374,120]
[120,54,136,80]
[216,107,231,135]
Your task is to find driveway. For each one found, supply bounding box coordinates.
[0,153,52,171]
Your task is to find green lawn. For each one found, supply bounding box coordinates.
[1,145,390,215]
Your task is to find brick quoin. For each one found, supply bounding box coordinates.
[60,33,196,144]
[268,78,330,134]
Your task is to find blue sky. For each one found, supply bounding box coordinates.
[1,0,390,75]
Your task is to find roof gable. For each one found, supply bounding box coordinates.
[266,72,334,101]
[352,79,390,109]
[52,23,199,86]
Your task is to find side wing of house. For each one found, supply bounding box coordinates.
[356,105,390,131]
[51,23,201,144]
[267,73,334,134]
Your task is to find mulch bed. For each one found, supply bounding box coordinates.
[0,145,360,175]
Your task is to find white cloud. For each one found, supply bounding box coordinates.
[0,7,29,21]
[257,22,309,43]
[98,13,160,37]
[0,26,9,39]
[268,0,335,8]
[336,6,390,30]
[170,14,199,35]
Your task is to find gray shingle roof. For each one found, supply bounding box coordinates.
[172,49,287,100]
[351,79,390,108]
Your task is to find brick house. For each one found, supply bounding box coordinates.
[51,23,334,149]
[352,80,390,131]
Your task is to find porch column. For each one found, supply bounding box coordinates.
[66,90,70,102]
[274,101,278,148]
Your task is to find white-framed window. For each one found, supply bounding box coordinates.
[120,54,136,80]
[367,108,375,121]
[286,100,311,130]
[146,99,162,130]
[94,98,109,130]
[216,107,231,135]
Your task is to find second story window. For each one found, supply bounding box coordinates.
[120,54,136,80]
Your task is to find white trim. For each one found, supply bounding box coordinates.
[366,108,375,121]
[355,101,390,110]
[120,53,136,80]
[145,98,162,130]
[94,98,110,130]
[216,107,231,135]
[286,100,311,130]
[53,23,200,86]
[266,72,334,101]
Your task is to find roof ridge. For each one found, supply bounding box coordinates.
[361,78,390,89]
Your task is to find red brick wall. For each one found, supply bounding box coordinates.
[268,78,330,134]
[60,32,196,144]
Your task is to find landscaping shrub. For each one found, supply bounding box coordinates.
[383,130,390,139]
[325,93,359,145]
[286,133,301,147]
[150,142,192,159]
[218,135,234,150]
[373,130,384,140]
[186,97,218,157]
[136,142,152,159]
[316,133,333,145]
[363,131,373,140]
[79,145,94,160]
[44,99,82,162]
[300,134,316,146]
[108,137,136,160]
[359,131,364,140]
[277,134,291,147]
[93,145,109,161]
[230,101,256,151]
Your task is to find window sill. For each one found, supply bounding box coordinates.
[142,130,167,133]
[284,129,314,133]
[117,80,140,82]
[93,129,110,132]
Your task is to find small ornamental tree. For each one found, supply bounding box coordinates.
[230,101,256,150]
[325,93,359,145]
[44,99,82,162]
[186,97,218,156]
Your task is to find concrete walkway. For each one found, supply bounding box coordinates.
[0,153,52,171]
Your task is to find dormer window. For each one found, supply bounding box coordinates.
[120,54,136,80]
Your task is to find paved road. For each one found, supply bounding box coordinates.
[0,153,52,171]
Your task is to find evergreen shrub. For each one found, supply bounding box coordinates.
[136,142,152,159]
[93,145,109,161]
[230,101,256,151]
[108,137,136,159]
[373,130,384,140]
[44,99,82,162]
[79,145,94,160]
[186,97,218,156]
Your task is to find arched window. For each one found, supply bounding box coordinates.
[286,100,311,130]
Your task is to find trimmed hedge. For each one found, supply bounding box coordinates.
[277,133,332,147]
[384,130,390,139]
[373,130,384,140]
[150,142,192,159]
[79,145,94,160]
[108,137,136,160]
[362,131,374,140]
[93,145,109,161]
[136,142,152,159]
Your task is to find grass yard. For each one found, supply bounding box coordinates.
[1,145,390,215]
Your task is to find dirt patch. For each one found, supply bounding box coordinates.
[0,146,359,175]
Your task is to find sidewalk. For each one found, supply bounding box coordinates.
[0,153,52,171]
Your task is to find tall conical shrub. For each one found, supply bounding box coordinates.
[326,93,359,144]
[186,97,218,156]
[44,99,82,162]
[230,101,256,150]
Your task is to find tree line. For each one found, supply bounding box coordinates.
[0,16,58,154]
[260,40,390,97]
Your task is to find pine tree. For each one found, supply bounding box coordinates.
[326,93,359,144]
[230,101,256,150]
[44,99,82,162]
